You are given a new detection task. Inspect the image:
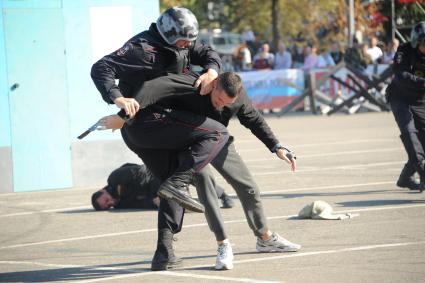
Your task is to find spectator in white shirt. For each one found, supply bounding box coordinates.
[234,42,252,71]
[366,36,383,63]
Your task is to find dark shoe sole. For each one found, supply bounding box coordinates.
[397,180,422,191]
[151,259,183,271]
[158,188,205,213]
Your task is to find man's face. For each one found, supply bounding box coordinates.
[96,190,118,210]
[210,80,237,110]
[175,40,192,49]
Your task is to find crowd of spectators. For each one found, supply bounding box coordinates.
[222,31,399,73]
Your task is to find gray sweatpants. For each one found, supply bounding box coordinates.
[194,139,269,241]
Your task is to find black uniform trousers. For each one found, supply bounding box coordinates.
[120,107,229,233]
[389,94,425,170]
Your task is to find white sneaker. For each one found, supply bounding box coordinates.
[215,242,234,270]
[256,232,301,252]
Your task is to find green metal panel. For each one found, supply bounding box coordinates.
[4,7,72,191]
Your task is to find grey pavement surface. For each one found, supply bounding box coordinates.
[1,112,424,283]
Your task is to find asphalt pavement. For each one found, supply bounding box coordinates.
[1,112,424,283]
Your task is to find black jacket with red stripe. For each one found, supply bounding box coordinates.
[118,73,280,152]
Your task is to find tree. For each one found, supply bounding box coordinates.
[380,0,425,42]
[159,0,410,49]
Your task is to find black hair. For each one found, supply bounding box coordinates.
[91,188,107,211]
[217,72,243,98]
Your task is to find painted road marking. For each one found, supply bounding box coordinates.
[2,240,422,283]
[1,203,424,250]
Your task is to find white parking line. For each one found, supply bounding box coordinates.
[0,139,398,198]
[257,180,394,195]
[77,271,284,283]
[158,271,284,283]
[0,206,92,218]
[243,147,402,162]
[4,240,422,283]
[0,260,80,268]
[237,138,397,152]
[232,241,425,265]
[250,161,403,176]
[0,180,395,218]
[0,186,98,197]
[1,203,424,250]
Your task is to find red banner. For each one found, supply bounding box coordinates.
[398,0,423,4]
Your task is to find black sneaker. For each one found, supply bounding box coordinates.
[220,194,234,209]
[158,179,204,213]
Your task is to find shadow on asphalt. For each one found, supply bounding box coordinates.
[259,189,391,199]
[336,198,425,207]
[59,208,156,214]
[0,260,149,282]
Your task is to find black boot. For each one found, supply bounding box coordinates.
[396,163,421,190]
[151,229,183,271]
[158,169,205,213]
[220,193,235,209]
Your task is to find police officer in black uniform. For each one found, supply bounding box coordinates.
[91,163,234,211]
[92,163,161,211]
[91,7,226,271]
[386,22,425,192]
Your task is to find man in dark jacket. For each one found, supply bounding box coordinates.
[91,7,228,271]
[104,71,301,271]
[91,163,234,210]
[386,22,425,192]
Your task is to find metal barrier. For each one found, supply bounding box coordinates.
[278,62,393,116]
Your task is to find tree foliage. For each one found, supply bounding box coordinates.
[159,0,424,49]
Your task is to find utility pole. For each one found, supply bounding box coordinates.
[347,0,355,47]
[390,0,395,41]
[272,0,280,51]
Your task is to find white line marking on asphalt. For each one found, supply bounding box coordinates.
[160,271,284,283]
[5,240,422,283]
[0,228,155,250]
[257,181,394,195]
[244,147,402,162]
[0,260,283,283]
[75,270,283,283]
[0,206,92,218]
[188,240,425,270]
[1,203,424,250]
[251,161,403,176]
[237,138,396,152]
[0,180,395,218]
[0,186,98,197]
[232,241,425,265]
[0,261,80,268]
[0,139,398,198]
